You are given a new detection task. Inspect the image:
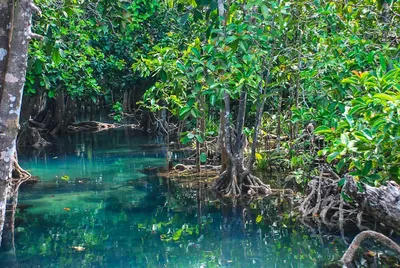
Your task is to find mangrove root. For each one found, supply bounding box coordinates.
[213,169,271,197]
[300,166,400,234]
[68,121,121,132]
[341,230,400,268]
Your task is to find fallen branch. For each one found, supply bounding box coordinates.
[343,175,400,232]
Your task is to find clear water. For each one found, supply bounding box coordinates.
[0,128,348,267]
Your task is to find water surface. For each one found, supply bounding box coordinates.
[0,128,348,267]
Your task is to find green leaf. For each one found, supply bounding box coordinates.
[327,152,340,163]
[336,159,346,173]
[210,95,216,106]
[361,129,373,141]
[200,152,207,163]
[341,192,353,203]
[179,106,191,119]
[353,131,371,143]
[256,215,263,223]
[52,49,61,66]
[229,39,239,51]
[48,90,55,98]
[314,126,333,135]
[357,182,364,193]
[190,109,201,118]
[34,59,43,75]
[172,229,182,241]
[191,47,201,58]
[340,133,349,145]
[180,136,192,145]
[195,135,204,143]
[188,0,197,7]
[341,77,358,84]
[260,4,269,19]
[337,177,346,187]
[362,160,372,176]
[379,54,387,72]
[348,105,365,116]
[177,61,186,72]
[206,75,214,86]
[225,36,238,44]
[160,70,167,82]
[373,93,395,102]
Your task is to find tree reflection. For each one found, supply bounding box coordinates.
[0,175,31,267]
[0,173,349,267]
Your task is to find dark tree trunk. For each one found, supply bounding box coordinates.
[123,88,129,112]
[22,91,76,143]
[344,176,400,232]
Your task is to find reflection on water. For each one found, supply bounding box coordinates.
[0,128,347,267]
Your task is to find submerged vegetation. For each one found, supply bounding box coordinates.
[0,0,400,267]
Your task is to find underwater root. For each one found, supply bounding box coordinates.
[212,169,272,197]
[341,231,400,268]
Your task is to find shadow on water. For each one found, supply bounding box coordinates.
[0,128,350,267]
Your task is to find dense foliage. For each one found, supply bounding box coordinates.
[26,0,400,187]
[134,0,400,186]
[27,0,162,106]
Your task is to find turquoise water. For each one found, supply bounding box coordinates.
[0,128,348,267]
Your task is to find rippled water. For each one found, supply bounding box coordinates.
[0,128,349,267]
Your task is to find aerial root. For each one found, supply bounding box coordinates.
[213,170,271,196]
[12,160,31,181]
[356,200,369,231]
[299,168,358,231]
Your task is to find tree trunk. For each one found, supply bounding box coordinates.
[0,181,10,246]
[213,90,271,196]
[213,0,271,196]
[343,175,400,232]
[123,88,129,112]
[276,91,282,152]
[0,0,41,181]
[218,111,228,172]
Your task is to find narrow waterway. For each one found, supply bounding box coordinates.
[0,128,348,267]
